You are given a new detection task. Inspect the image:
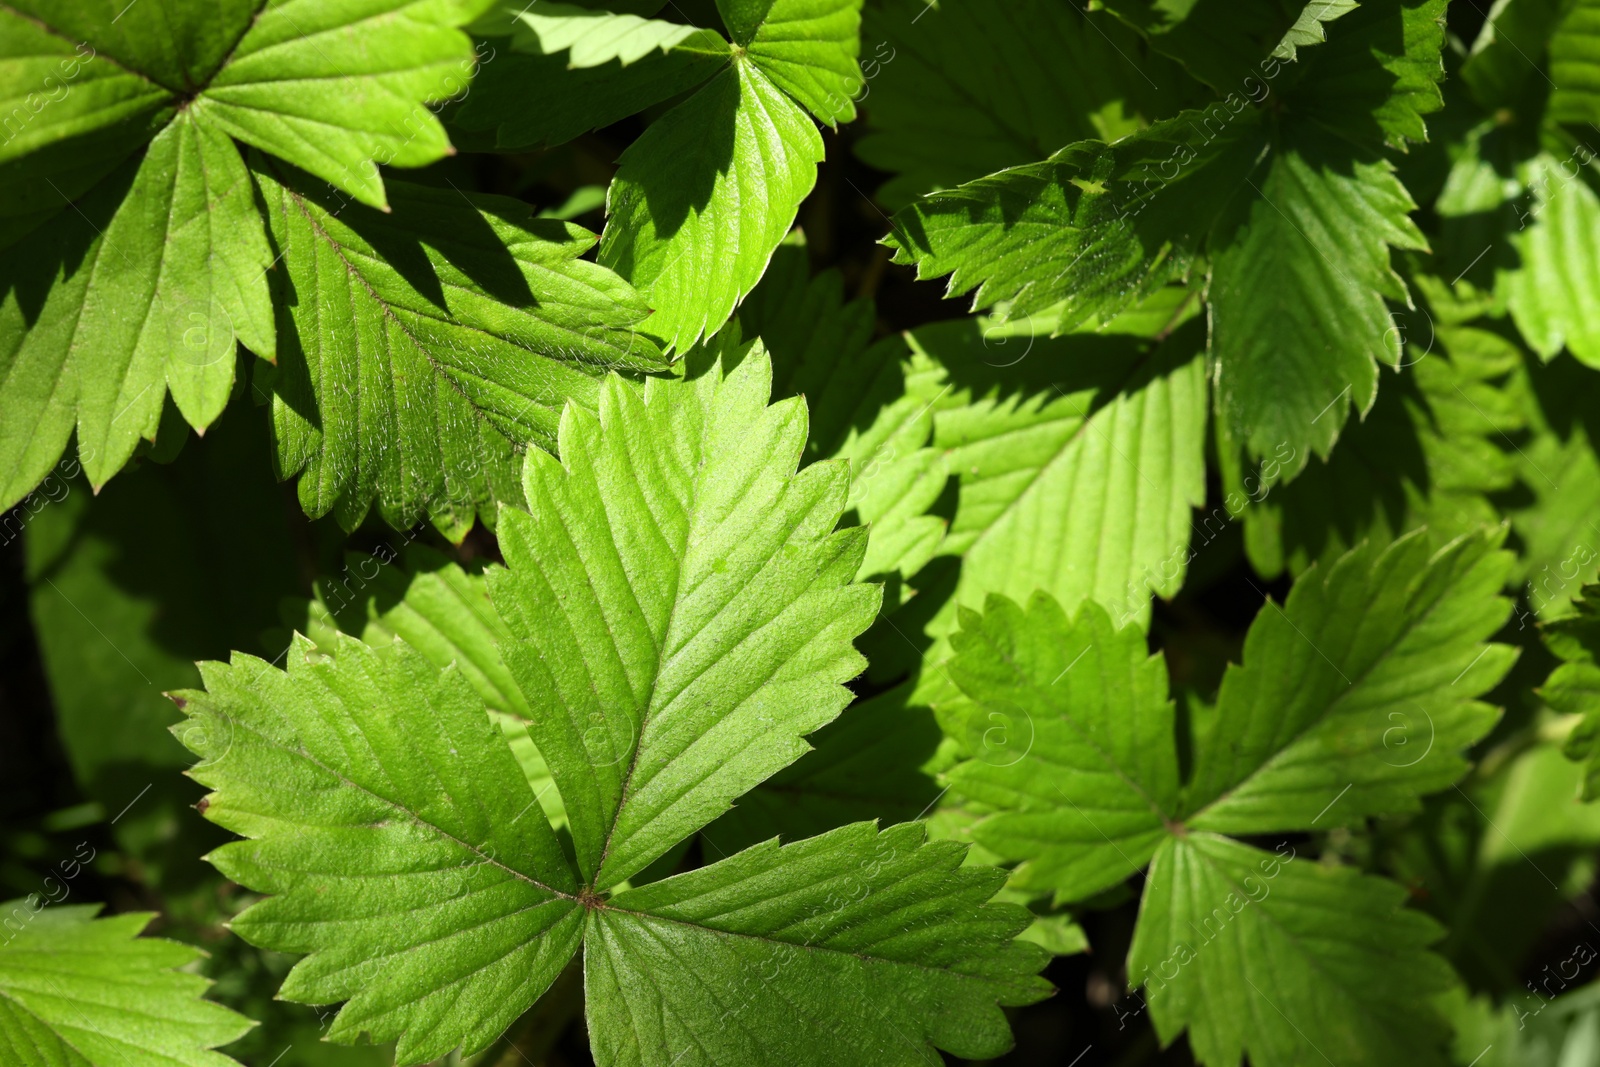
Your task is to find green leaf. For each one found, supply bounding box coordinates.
[886,112,1259,334]
[0,901,253,1065]
[3,0,258,93]
[488,345,880,889]
[0,8,173,246]
[450,3,731,150]
[1209,133,1428,463]
[702,680,945,857]
[1186,531,1516,833]
[1459,0,1571,112]
[482,2,725,67]
[942,530,1516,863]
[0,109,274,507]
[1127,833,1454,1067]
[936,533,1513,1065]
[855,0,1196,208]
[1501,153,1600,369]
[737,236,948,597]
[1237,321,1525,579]
[177,636,581,1066]
[943,595,1181,902]
[1503,354,1600,620]
[450,41,727,151]
[1550,0,1600,130]
[310,545,532,719]
[587,823,1050,1066]
[192,0,492,210]
[1543,584,1600,798]
[1097,0,1352,91]
[1282,0,1447,148]
[1551,661,1600,798]
[737,0,864,125]
[180,350,1044,1064]
[887,0,1445,472]
[281,544,569,829]
[598,59,822,353]
[906,296,1208,632]
[256,162,663,539]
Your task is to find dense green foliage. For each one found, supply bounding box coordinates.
[7,1,1600,1065]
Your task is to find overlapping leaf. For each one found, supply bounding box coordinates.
[737,236,948,597]
[178,349,1047,1064]
[192,0,492,210]
[906,291,1208,633]
[1098,0,1355,91]
[1543,584,1600,797]
[257,162,663,539]
[599,59,824,353]
[0,112,273,506]
[854,0,1197,208]
[1549,0,1600,129]
[1236,320,1525,578]
[1128,834,1455,1067]
[452,4,730,149]
[1500,153,1600,369]
[586,823,1050,1067]
[0,901,252,1066]
[488,347,880,888]
[888,0,1447,472]
[0,0,508,512]
[938,529,1516,1066]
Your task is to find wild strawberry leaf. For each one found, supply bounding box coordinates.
[1549,0,1600,130]
[179,348,1046,1064]
[192,0,492,210]
[1097,0,1355,92]
[905,291,1209,633]
[0,901,253,1066]
[0,7,173,246]
[0,0,515,512]
[1500,153,1600,369]
[586,822,1050,1067]
[737,235,948,598]
[450,3,730,150]
[0,111,273,507]
[256,161,663,539]
[886,0,1446,475]
[597,59,823,353]
[943,595,1181,902]
[855,0,1197,208]
[938,529,1515,1066]
[488,345,881,889]
[1234,320,1525,579]
[177,636,582,1065]
[1128,833,1455,1067]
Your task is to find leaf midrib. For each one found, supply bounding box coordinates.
[974,620,1177,829]
[276,170,519,442]
[1186,549,1478,826]
[946,347,1161,558]
[226,707,576,899]
[1162,835,1413,1051]
[590,400,704,886]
